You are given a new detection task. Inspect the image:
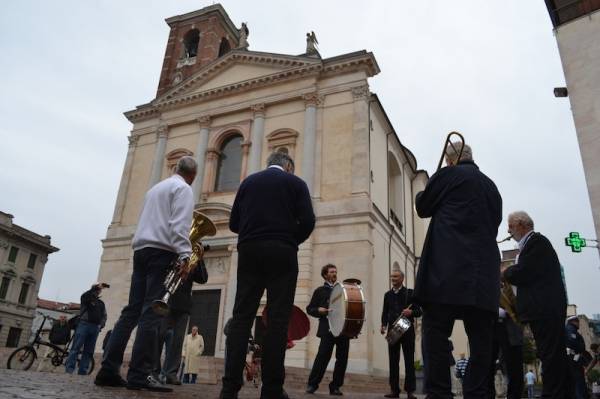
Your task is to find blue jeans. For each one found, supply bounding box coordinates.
[183,373,197,383]
[99,247,175,385]
[65,321,100,374]
[527,384,534,399]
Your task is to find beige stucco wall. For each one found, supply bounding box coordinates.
[96,55,432,377]
[555,10,600,243]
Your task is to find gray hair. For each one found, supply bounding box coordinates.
[175,156,197,176]
[267,151,294,171]
[445,142,473,163]
[391,269,404,278]
[508,211,534,229]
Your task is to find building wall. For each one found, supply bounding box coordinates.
[0,213,57,348]
[554,9,600,244]
[96,12,429,377]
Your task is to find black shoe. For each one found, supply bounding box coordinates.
[165,376,182,385]
[126,375,173,392]
[306,385,318,394]
[330,388,343,396]
[384,393,400,398]
[94,369,127,387]
[261,389,290,399]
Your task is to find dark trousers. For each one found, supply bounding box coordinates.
[529,316,572,399]
[569,357,588,399]
[154,311,189,381]
[307,333,350,391]
[388,328,416,394]
[422,303,495,399]
[221,240,298,399]
[100,248,174,384]
[489,319,523,399]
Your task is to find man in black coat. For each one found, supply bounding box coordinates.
[305,264,350,396]
[380,270,422,398]
[414,143,503,399]
[220,152,315,399]
[502,210,570,398]
[154,260,207,384]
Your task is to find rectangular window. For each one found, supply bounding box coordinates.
[18,283,29,305]
[7,246,19,263]
[6,327,22,348]
[27,254,37,269]
[0,277,9,299]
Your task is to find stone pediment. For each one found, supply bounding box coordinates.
[124,50,380,122]
[154,50,322,108]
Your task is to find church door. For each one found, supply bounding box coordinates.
[189,289,221,356]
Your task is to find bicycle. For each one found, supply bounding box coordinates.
[6,312,95,374]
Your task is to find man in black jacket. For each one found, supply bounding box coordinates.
[380,270,422,399]
[414,143,503,399]
[306,264,349,396]
[154,260,207,384]
[220,152,315,399]
[502,210,570,399]
[565,316,587,399]
[65,283,107,375]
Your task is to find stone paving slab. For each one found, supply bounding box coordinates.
[0,369,430,399]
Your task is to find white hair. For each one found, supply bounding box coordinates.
[508,211,534,229]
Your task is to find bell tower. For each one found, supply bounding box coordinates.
[156,4,240,97]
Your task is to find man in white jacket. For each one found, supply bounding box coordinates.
[95,156,197,392]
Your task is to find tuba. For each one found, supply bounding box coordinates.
[500,276,520,325]
[151,210,216,316]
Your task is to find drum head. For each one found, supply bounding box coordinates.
[328,283,346,337]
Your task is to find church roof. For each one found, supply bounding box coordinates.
[124,49,380,122]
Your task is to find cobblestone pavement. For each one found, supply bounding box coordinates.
[0,369,430,399]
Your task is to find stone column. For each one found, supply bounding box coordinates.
[204,149,220,194]
[192,116,211,202]
[148,124,169,188]
[351,85,371,195]
[111,135,138,225]
[302,93,321,193]
[247,103,266,174]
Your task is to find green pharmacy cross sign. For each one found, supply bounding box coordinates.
[565,232,586,253]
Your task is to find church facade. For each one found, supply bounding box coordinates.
[96,4,442,376]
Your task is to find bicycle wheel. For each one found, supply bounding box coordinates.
[75,353,95,375]
[7,346,37,370]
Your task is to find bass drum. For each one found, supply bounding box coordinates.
[327,279,366,338]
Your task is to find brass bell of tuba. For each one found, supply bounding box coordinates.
[151,210,216,316]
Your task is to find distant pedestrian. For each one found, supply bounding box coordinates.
[525,369,536,399]
[182,326,204,384]
[38,315,71,372]
[65,283,107,375]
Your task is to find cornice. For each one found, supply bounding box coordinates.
[124,51,379,124]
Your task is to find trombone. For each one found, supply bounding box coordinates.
[436,131,465,171]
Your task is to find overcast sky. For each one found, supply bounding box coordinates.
[1,1,598,316]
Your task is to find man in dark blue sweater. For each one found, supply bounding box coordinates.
[220,152,315,399]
